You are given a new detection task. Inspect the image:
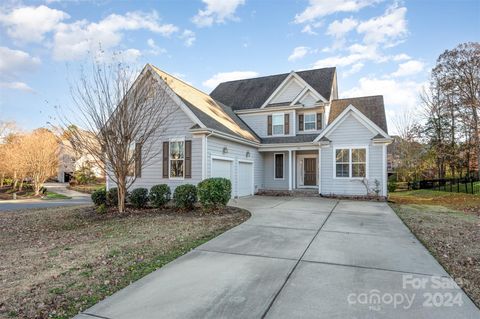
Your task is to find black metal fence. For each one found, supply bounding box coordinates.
[408,178,480,195]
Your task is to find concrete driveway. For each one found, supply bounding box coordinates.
[0,183,91,211]
[75,196,479,319]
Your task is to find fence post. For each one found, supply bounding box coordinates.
[471,180,474,194]
[450,180,452,192]
[457,179,460,193]
[465,181,468,194]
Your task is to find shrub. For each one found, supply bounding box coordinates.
[129,188,149,208]
[73,164,96,185]
[91,188,107,206]
[106,187,118,207]
[96,203,107,214]
[173,184,197,209]
[149,184,171,208]
[387,176,397,193]
[198,178,231,209]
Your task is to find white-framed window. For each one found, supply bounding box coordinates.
[272,113,284,135]
[304,113,316,131]
[169,138,185,178]
[335,147,367,178]
[274,153,284,179]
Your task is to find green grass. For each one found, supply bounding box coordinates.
[42,191,71,200]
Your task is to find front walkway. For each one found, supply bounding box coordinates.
[75,196,479,319]
[0,183,91,211]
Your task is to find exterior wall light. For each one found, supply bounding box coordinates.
[222,147,228,154]
[246,151,250,158]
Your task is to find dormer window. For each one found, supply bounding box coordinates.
[272,114,284,135]
[304,113,316,131]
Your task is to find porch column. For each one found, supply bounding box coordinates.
[288,150,292,191]
[318,147,321,194]
[292,151,296,189]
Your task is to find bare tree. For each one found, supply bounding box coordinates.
[63,61,171,212]
[393,111,424,182]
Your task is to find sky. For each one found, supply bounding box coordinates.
[0,0,479,133]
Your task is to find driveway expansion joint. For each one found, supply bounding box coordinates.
[300,259,451,278]
[260,200,340,319]
[81,312,112,319]
[194,248,298,261]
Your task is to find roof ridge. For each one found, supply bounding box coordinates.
[215,66,337,86]
[148,64,213,100]
[333,95,383,101]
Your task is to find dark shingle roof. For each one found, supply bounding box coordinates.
[261,134,319,144]
[329,95,388,134]
[210,68,336,110]
[179,97,260,141]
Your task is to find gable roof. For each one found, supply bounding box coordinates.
[149,65,259,143]
[329,95,388,133]
[210,67,336,110]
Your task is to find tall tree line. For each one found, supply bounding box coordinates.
[420,42,479,179]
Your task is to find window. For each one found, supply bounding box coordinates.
[304,113,316,131]
[352,149,366,178]
[169,140,185,178]
[335,148,367,178]
[335,149,350,178]
[272,114,284,135]
[274,153,284,179]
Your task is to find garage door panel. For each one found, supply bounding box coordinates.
[211,159,232,179]
[238,162,253,197]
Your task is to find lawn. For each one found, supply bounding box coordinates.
[67,184,105,194]
[0,186,70,201]
[389,190,479,307]
[0,205,249,319]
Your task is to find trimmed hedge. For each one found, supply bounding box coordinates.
[173,184,197,209]
[149,184,171,208]
[198,178,231,209]
[106,187,118,207]
[129,188,149,208]
[91,188,107,206]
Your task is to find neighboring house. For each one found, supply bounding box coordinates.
[112,64,392,197]
[57,136,104,183]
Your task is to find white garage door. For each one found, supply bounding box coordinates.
[238,162,253,197]
[211,158,233,180]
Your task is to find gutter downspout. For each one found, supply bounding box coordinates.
[203,131,214,180]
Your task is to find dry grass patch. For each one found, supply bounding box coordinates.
[389,190,479,307]
[0,205,249,319]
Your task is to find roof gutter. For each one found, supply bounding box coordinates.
[190,128,260,147]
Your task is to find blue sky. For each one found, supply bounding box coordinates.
[0,0,479,132]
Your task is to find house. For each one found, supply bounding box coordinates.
[111,64,392,198]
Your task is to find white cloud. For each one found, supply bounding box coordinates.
[180,29,196,47]
[0,5,69,43]
[0,81,34,92]
[342,76,425,130]
[326,17,358,38]
[391,60,424,77]
[288,46,310,62]
[392,53,411,61]
[313,43,381,68]
[343,62,364,77]
[301,25,317,35]
[192,0,245,27]
[147,38,167,55]
[356,5,407,46]
[294,0,381,24]
[53,11,179,60]
[0,46,40,75]
[203,71,258,89]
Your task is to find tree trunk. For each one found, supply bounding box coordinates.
[117,175,126,213]
[0,172,4,188]
[13,171,18,190]
[19,178,24,191]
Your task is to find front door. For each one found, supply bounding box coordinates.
[304,158,316,186]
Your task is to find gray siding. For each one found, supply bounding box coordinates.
[262,152,290,190]
[270,78,303,104]
[239,110,295,138]
[320,113,385,196]
[110,92,203,192]
[207,136,262,196]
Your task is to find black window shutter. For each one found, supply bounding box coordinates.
[284,114,289,135]
[275,154,284,179]
[162,142,169,178]
[267,115,272,136]
[317,113,323,129]
[185,140,192,178]
[299,114,304,131]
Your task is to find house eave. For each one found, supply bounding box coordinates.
[190,128,260,147]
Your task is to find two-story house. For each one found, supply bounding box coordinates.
[111,64,392,198]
